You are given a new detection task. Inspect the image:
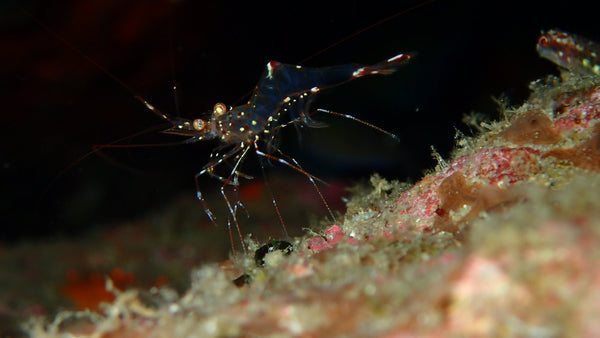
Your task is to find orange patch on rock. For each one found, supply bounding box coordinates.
[499,110,562,145]
[434,172,521,233]
[544,125,600,171]
[60,268,135,311]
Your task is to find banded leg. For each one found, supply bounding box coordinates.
[219,145,251,254]
[315,108,399,141]
[254,144,336,223]
[258,157,288,237]
[193,145,252,254]
[275,148,337,223]
[253,144,326,185]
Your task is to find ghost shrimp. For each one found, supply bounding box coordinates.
[139,53,414,252]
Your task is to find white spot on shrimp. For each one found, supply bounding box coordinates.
[352,67,365,77]
[387,53,406,62]
[267,61,276,79]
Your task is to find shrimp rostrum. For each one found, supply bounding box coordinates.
[140,53,413,251]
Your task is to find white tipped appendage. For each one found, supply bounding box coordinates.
[387,53,407,62]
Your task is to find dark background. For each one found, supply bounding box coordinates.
[1,0,599,241]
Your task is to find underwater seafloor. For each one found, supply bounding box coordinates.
[7,67,600,336]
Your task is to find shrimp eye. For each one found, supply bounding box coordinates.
[193,119,207,131]
[213,102,227,116]
[538,36,548,47]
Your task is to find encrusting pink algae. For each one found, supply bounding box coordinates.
[24,31,600,336]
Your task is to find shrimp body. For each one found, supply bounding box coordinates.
[162,53,413,145]
[537,29,600,76]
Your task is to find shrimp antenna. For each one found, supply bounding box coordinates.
[297,0,438,64]
[17,6,175,123]
[38,123,172,205]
